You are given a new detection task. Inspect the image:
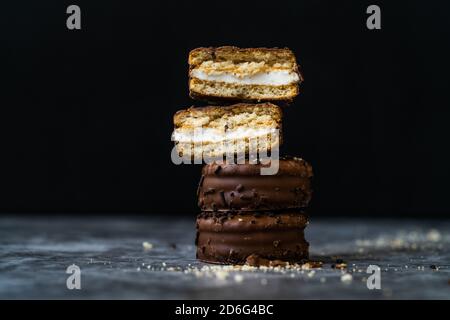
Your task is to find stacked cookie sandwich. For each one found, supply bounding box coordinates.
[172,46,313,265]
[188,47,302,102]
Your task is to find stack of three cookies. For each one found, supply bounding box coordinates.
[172,47,313,265]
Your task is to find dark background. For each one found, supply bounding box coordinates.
[1,1,449,217]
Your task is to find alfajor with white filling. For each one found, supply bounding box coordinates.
[189,47,303,102]
[172,103,282,159]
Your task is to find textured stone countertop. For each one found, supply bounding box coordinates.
[0,215,449,299]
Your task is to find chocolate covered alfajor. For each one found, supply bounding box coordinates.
[196,211,309,264]
[195,157,313,265]
[197,157,312,212]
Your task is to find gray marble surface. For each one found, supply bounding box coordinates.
[0,215,449,299]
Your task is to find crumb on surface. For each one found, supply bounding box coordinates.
[332,263,347,270]
[426,229,441,242]
[234,274,244,283]
[142,242,153,250]
[341,273,353,282]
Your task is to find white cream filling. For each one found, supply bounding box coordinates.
[191,69,299,86]
[172,127,278,143]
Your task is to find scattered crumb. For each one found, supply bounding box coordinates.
[260,278,268,286]
[341,273,353,282]
[355,228,443,252]
[307,270,316,278]
[162,262,167,267]
[426,229,441,242]
[215,270,228,281]
[234,274,244,283]
[244,254,289,267]
[240,265,258,272]
[142,242,153,250]
[333,263,347,270]
[301,261,323,269]
[320,277,326,283]
[136,267,141,271]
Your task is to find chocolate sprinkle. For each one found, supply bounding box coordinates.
[239,194,253,201]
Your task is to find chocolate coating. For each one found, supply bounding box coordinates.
[196,211,309,265]
[198,157,313,211]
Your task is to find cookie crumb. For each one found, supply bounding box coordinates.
[307,270,316,278]
[142,242,153,250]
[332,263,347,270]
[301,261,323,269]
[341,273,353,282]
[426,229,441,242]
[234,274,244,283]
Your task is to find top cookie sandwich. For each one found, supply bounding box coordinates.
[188,46,303,103]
